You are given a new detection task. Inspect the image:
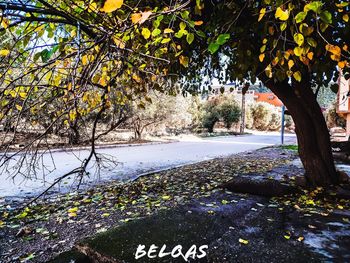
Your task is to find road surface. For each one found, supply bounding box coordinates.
[0,134,296,198]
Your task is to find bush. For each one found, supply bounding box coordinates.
[201,97,221,132]
[202,111,220,132]
[219,101,241,130]
[326,103,346,129]
[269,111,282,130]
[247,102,281,131]
[200,96,241,132]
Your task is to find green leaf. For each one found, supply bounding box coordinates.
[304,1,323,13]
[186,33,194,44]
[320,11,332,24]
[208,43,220,54]
[295,12,307,23]
[280,22,287,31]
[216,34,230,45]
[40,49,51,63]
[151,28,161,37]
[307,37,317,48]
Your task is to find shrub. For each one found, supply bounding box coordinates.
[202,111,220,132]
[249,102,272,130]
[269,111,282,131]
[326,103,346,129]
[201,97,221,132]
[248,102,281,131]
[200,96,241,132]
[219,100,241,130]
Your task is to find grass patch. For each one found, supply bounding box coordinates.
[280,144,298,151]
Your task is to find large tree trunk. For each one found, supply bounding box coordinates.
[263,78,339,186]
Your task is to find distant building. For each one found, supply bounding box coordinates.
[254,93,283,107]
[210,84,283,108]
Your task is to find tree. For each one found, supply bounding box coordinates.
[1,0,350,187]
[178,0,350,186]
[0,0,198,187]
[129,92,178,139]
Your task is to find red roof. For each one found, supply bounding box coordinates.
[255,93,283,107]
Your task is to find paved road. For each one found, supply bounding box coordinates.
[0,134,296,198]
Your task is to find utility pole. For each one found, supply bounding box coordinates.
[240,83,249,134]
[281,105,285,144]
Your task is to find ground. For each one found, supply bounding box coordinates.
[0,147,349,262]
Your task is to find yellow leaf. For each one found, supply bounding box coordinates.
[239,238,249,245]
[293,71,302,82]
[194,21,204,26]
[275,7,289,21]
[284,235,291,240]
[113,37,125,49]
[88,2,98,12]
[15,104,22,111]
[131,13,142,24]
[100,0,123,13]
[297,236,305,242]
[294,47,303,57]
[131,11,152,24]
[69,110,76,121]
[82,55,88,65]
[132,74,141,83]
[294,33,304,46]
[141,28,151,39]
[1,18,9,29]
[259,53,265,62]
[259,8,266,22]
[68,207,78,213]
[19,92,27,99]
[343,14,349,22]
[288,60,295,69]
[179,55,189,67]
[164,28,174,34]
[265,64,272,78]
[338,61,347,69]
[68,212,77,217]
[0,49,10,56]
[162,195,171,201]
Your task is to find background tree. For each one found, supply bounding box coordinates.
[129,91,177,140]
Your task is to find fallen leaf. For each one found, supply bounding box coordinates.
[239,238,249,245]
